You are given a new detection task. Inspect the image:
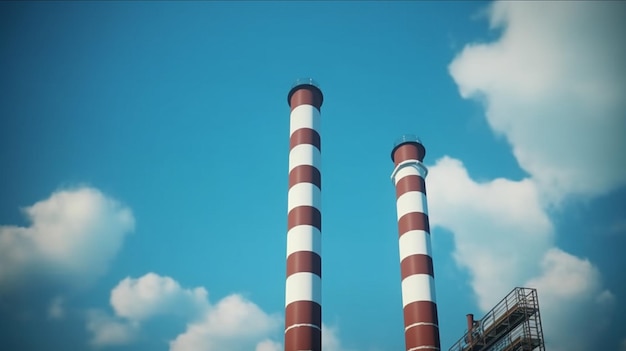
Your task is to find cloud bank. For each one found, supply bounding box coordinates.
[437,1,625,350]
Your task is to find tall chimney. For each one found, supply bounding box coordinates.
[284,79,323,351]
[390,135,440,351]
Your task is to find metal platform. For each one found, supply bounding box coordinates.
[448,287,545,351]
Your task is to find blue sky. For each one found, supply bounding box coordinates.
[1,1,625,351]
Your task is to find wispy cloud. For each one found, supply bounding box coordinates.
[322,324,355,351]
[47,296,66,320]
[255,339,282,351]
[608,218,626,236]
[86,309,138,347]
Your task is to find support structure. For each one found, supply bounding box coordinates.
[285,79,324,351]
[391,135,441,351]
[448,287,545,351]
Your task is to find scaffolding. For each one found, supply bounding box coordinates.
[448,287,545,351]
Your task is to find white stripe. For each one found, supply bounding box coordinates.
[392,161,427,184]
[284,323,322,333]
[408,346,440,351]
[289,144,321,172]
[290,104,320,136]
[288,182,321,213]
[396,191,428,220]
[285,272,321,306]
[287,225,322,257]
[399,230,432,262]
[401,274,436,306]
[405,322,439,331]
[394,164,421,184]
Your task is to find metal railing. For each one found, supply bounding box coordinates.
[393,134,422,148]
[291,78,321,89]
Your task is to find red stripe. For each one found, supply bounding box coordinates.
[285,326,322,351]
[401,254,434,280]
[288,206,321,231]
[398,212,430,235]
[286,251,322,277]
[403,300,439,328]
[290,128,321,151]
[405,324,440,350]
[289,165,321,190]
[395,175,426,198]
[285,301,321,329]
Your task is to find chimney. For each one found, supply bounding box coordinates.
[390,135,440,351]
[284,79,324,351]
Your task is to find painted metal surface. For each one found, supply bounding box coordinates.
[392,137,441,351]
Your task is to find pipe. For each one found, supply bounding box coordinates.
[466,313,474,344]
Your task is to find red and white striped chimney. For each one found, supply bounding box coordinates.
[285,79,323,351]
[391,135,440,351]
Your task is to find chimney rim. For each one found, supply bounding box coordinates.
[287,78,324,107]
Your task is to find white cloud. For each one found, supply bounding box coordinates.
[427,156,552,309]
[322,324,353,351]
[526,248,614,351]
[87,272,280,350]
[255,339,281,351]
[0,187,135,290]
[111,272,209,322]
[169,294,280,351]
[86,309,137,347]
[449,1,626,202]
[88,272,210,347]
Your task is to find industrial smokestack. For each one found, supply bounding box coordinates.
[284,79,323,351]
[390,135,441,351]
